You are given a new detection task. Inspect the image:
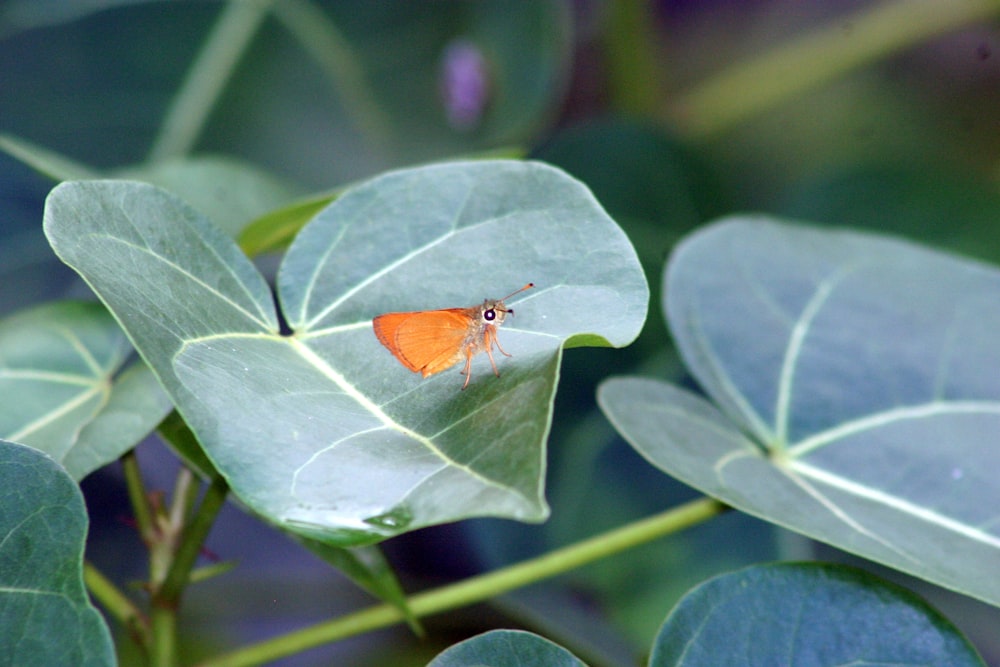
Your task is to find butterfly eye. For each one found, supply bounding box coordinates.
[483,308,496,321]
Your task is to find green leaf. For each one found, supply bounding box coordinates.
[155,410,220,481]
[0,2,136,37]
[238,190,339,256]
[0,438,115,667]
[650,563,984,666]
[0,301,173,480]
[427,629,586,667]
[44,160,648,545]
[115,156,306,239]
[598,216,1000,606]
[778,165,1000,265]
[237,155,527,258]
[532,117,721,231]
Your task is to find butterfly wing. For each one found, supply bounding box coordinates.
[373,308,472,376]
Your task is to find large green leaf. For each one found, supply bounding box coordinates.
[427,629,586,667]
[115,156,305,238]
[44,160,647,545]
[0,301,172,480]
[0,438,115,666]
[598,217,1000,606]
[650,563,983,666]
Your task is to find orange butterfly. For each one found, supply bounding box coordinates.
[373,284,534,389]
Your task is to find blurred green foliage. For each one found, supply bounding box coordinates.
[2,1,1000,665]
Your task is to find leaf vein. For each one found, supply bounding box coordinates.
[790,400,1000,455]
[790,459,1000,549]
[94,234,274,331]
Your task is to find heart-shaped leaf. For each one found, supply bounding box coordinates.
[651,563,983,666]
[0,438,115,666]
[599,217,1000,606]
[427,629,586,667]
[44,160,647,545]
[0,301,173,480]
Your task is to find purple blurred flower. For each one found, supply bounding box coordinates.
[440,39,492,131]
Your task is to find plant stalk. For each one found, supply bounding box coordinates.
[195,497,727,667]
[148,473,229,667]
[150,604,179,667]
[147,0,272,162]
[84,561,151,650]
[158,475,230,604]
[122,449,155,542]
[270,0,391,146]
[668,0,1000,138]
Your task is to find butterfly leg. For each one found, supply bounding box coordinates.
[461,351,473,390]
[484,327,506,378]
[485,345,501,378]
[493,336,513,358]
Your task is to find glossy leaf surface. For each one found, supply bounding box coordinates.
[0,439,114,666]
[0,301,172,479]
[600,217,1000,605]
[428,629,585,667]
[651,563,983,667]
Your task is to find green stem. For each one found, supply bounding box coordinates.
[122,449,155,544]
[147,0,272,162]
[271,0,391,147]
[669,0,1000,138]
[158,475,230,604]
[605,0,662,116]
[148,474,229,667]
[169,468,197,527]
[150,604,179,667]
[195,497,727,667]
[84,561,151,650]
